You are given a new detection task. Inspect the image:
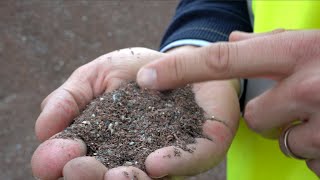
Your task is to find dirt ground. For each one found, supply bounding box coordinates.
[0,1,225,179]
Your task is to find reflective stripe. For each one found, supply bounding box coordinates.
[228,1,320,180]
[252,1,320,32]
[246,0,254,26]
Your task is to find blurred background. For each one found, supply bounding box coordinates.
[0,1,225,179]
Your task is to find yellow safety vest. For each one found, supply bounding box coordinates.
[227,1,320,180]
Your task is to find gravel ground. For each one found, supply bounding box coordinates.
[0,1,225,179]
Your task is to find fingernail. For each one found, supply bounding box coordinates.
[137,68,157,89]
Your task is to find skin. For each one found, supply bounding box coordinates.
[31,47,240,179]
[137,30,320,176]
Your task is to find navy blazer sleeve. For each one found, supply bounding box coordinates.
[160,0,253,49]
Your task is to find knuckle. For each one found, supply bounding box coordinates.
[170,54,186,82]
[72,66,89,85]
[203,119,233,146]
[72,63,96,83]
[286,39,306,65]
[73,65,88,76]
[292,76,320,104]
[286,31,320,66]
[205,43,232,73]
[292,81,309,102]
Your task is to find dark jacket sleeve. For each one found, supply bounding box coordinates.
[160,0,253,49]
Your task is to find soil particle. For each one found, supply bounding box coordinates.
[123,171,129,178]
[173,147,182,157]
[57,82,206,171]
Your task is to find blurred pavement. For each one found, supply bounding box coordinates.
[0,1,225,179]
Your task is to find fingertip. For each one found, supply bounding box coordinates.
[36,87,84,141]
[35,99,79,142]
[229,31,243,41]
[63,156,107,180]
[137,52,191,90]
[306,159,320,177]
[35,112,63,142]
[35,120,44,142]
[145,148,171,178]
[35,115,53,142]
[229,31,252,42]
[31,138,86,180]
[146,141,220,178]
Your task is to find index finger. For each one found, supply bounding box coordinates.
[137,30,318,90]
[35,65,96,141]
[36,54,116,141]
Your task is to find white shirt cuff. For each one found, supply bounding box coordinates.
[160,39,212,52]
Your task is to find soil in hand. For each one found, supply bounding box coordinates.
[57,82,207,171]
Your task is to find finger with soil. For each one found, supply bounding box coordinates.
[63,156,107,180]
[145,138,224,178]
[35,88,81,141]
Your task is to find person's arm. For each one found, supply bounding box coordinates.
[31,2,253,179]
[137,29,320,177]
[160,0,252,52]
[31,46,241,179]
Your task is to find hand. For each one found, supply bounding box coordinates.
[31,47,240,180]
[136,30,320,176]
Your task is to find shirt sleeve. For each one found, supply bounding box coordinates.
[160,0,252,106]
[160,0,253,50]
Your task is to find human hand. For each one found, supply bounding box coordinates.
[136,30,320,176]
[31,47,240,179]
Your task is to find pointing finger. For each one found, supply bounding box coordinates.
[137,30,319,90]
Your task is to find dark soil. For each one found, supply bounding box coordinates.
[57,82,206,171]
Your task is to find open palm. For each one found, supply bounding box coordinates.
[31,47,240,180]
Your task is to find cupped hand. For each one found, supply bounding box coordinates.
[31,47,240,180]
[136,30,320,176]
